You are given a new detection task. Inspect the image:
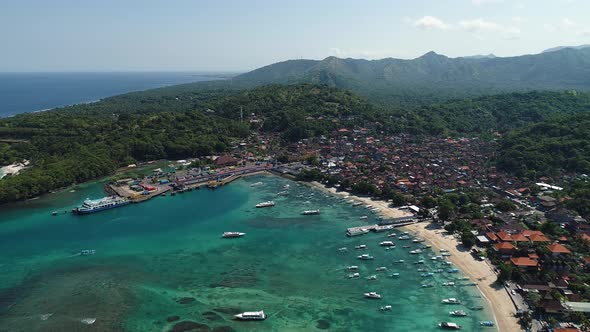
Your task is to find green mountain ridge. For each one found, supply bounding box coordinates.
[234,48,590,105]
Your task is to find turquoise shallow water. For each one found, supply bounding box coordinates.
[0,175,496,331]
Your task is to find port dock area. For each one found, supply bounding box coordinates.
[106,163,273,203]
[345,219,420,236]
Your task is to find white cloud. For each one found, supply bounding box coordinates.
[413,16,451,30]
[562,18,576,28]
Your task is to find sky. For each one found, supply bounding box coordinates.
[1,0,589,72]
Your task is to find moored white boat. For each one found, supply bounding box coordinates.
[255,201,275,208]
[301,210,320,215]
[441,298,461,304]
[234,311,266,320]
[222,232,245,238]
[358,254,374,260]
[355,244,367,249]
[449,310,467,317]
[439,322,461,330]
[364,291,381,299]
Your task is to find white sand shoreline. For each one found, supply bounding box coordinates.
[307,180,521,332]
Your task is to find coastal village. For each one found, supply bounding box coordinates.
[89,120,590,331]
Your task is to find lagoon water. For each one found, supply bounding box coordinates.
[0,175,495,331]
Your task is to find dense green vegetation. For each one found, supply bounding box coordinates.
[497,112,590,177]
[0,84,372,203]
[388,91,590,136]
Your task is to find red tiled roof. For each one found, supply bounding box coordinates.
[496,231,513,242]
[511,233,528,242]
[495,242,515,251]
[528,253,540,259]
[582,233,590,242]
[486,232,498,241]
[553,328,581,332]
[585,257,590,265]
[547,242,572,254]
[530,234,551,242]
[522,230,544,237]
[511,257,539,267]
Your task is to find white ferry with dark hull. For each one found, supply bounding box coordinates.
[73,196,130,215]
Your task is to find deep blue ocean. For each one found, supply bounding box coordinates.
[0,72,230,117]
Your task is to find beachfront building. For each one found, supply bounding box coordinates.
[510,257,539,271]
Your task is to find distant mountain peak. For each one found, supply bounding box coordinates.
[420,51,445,58]
[542,44,590,53]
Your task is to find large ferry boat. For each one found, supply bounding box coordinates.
[73,196,129,215]
[255,201,275,208]
[234,311,266,320]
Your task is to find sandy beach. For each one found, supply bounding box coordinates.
[0,161,28,179]
[308,181,521,332]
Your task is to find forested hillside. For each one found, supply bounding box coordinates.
[497,112,590,178]
[383,91,590,136]
[0,84,373,203]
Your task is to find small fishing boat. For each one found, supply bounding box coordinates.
[443,282,456,287]
[359,216,368,220]
[358,254,374,260]
[390,272,400,277]
[338,247,348,252]
[347,266,359,270]
[441,298,461,304]
[222,232,245,238]
[380,305,392,311]
[364,292,381,299]
[439,322,461,330]
[480,321,494,327]
[366,275,378,281]
[449,310,467,317]
[355,244,367,249]
[348,272,360,279]
[375,266,387,272]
